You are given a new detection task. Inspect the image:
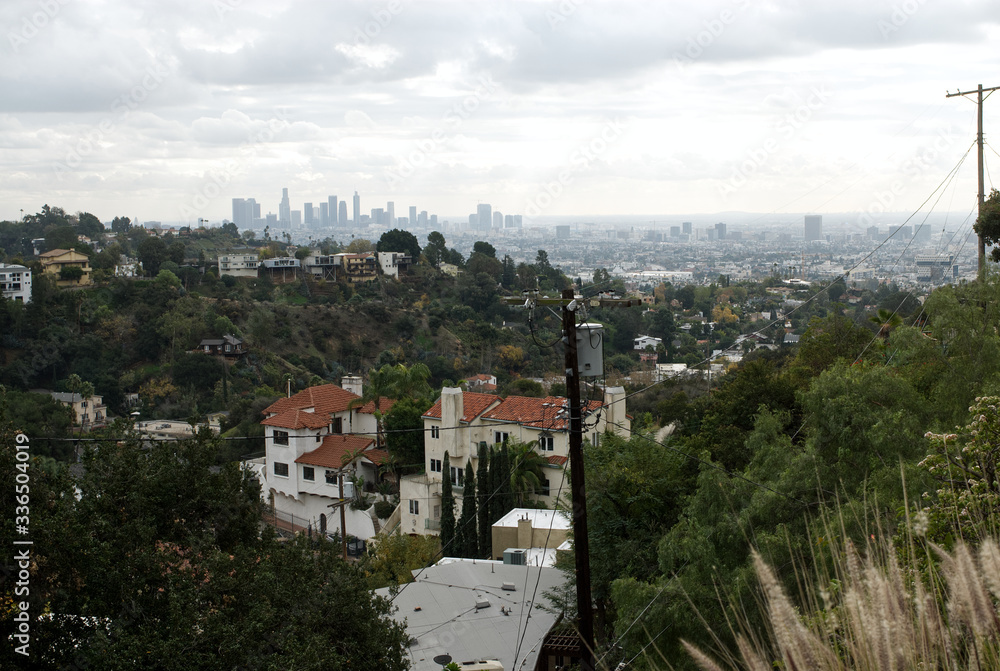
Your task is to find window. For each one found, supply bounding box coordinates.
[332,417,343,434]
[433,504,440,519]
[409,499,419,515]
[430,425,440,439]
[273,462,289,477]
[273,430,289,446]
[450,466,464,486]
[494,431,510,445]
[303,466,315,481]
[430,458,442,473]
[541,478,551,496]
[591,432,601,447]
[538,434,554,452]
[326,470,338,485]
[316,433,321,442]
[81,401,88,409]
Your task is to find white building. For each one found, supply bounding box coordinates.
[217,252,259,278]
[377,251,412,279]
[0,263,31,303]
[251,382,392,539]
[633,335,663,351]
[399,386,629,537]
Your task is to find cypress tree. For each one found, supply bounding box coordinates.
[440,451,456,554]
[477,443,491,558]
[457,461,478,558]
[500,445,514,516]
[488,446,501,524]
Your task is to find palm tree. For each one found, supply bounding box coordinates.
[507,440,549,506]
[868,308,903,342]
[349,363,431,446]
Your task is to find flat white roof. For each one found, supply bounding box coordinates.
[493,508,571,530]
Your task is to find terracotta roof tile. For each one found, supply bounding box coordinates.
[295,434,375,469]
[363,448,390,465]
[356,397,396,415]
[263,384,360,417]
[261,409,330,430]
[482,396,603,431]
[422,392,499,423]
[547,455,568,466]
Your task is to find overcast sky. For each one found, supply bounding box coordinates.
[3,0,1000,226]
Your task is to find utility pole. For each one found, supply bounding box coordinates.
[505,288,636,671]
[946,84,1000,275]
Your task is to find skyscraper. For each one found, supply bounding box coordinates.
[493,211,503,229]
[304,202,314,226]
[319,202,329,227]
[409,206,417,227]
[329,196,338,226]
[386,201,395,227]
[477,204,492,232]
[338,201,348,227]
[682,221,692,235]
[715,222,727,240]
[279,188,291,228]
[804,215,823,241]
[353,191,360,226]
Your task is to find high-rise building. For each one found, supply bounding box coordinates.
[319,202,329,227]
[338,201,348,226]
[353,192,360,225]
[477,204,492,232]
[291,210,302,228]
[913,223,932,243]
[804,215,823,241]
[670,225,680,237]
[386,201,395,227]
[328,196,338,226]
[419,211,429,227]
[715,222,727,240]
[232,198,255,229]
[682,221,692,235]
[371,208,384,226]
[409,206,417,227]
[279,188,291,227]
[493,211,503,229]
[304,203,314,226]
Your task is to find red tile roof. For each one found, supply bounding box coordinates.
[264,384,361,417]
[363,448,390,465]
[356,397,397,415]
[261,409,330,430]
[422,391,500,423]
[482,396,603,431]
[295,434,375,469]
[547,455,568,466]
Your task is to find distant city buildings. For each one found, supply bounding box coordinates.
[804,214,823,241]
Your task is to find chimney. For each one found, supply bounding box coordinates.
[341,375,363,396]
[603,386,628,437]
[440,387,463,429]
[517,516,533,549]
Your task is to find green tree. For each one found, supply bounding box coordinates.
[473,240,496,258]
[137,235,168,276]
[377,228,421,258]
[425,231,448,267]
[456,461,478,558]
[363,532,440,588]
[440,451,456,552]
[383,396,432,471]
[508,440,548,506]
[975,188,1000,262]
[477,443,491,557]
[58,265,84,282]
[350,363,432,446]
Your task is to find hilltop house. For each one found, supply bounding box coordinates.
[197,334,245,357]
[40,249,92,286]
[216,253,259,278]
[250,380,393,539]
[50,391,107,430]
[0,263,32,303]
[398,386,629,537]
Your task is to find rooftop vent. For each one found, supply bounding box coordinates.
[502,582,516,592]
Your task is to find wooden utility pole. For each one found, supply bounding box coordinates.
[946,84,1000,275]
[328,472,350,560]
[505,288,636,671]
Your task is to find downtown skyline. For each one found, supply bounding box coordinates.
[2,0,1000,226]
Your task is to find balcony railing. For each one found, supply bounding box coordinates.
[424,518,441,530]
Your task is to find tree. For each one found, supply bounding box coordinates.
[363,532,440,589]
[473,240,496,258]
[456,461,478,558]
[111,215,132,234]
[477,443,491,557]
[345,238,374,254]
[220,221,239,238]
[168,240,186,265]
[0,408,412,669]
[868,307,903,341]
[440,451,456,552]
[77,211,105,239]
[58,265,84,283]
[425,231,448,267]
[351,363,432,446]
[975,188,1000,261]
[137,235,168,276]
[383,396,432,471]
[377,229,421,258]
[508,440,548,506]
